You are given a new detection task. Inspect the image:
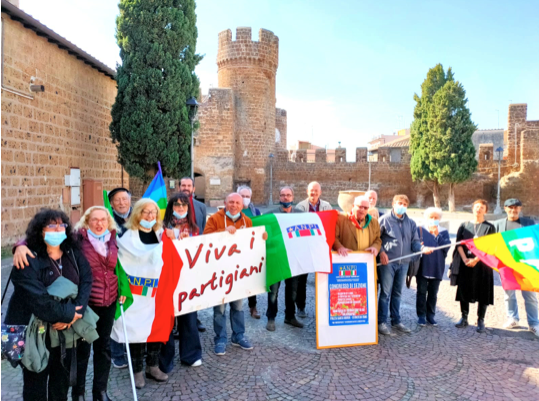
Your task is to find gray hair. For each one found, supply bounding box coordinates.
[280,186,294,196]
[237,185,252,196]
[424,207,443,219]
[354,195,370,205]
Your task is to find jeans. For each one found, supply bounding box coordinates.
[75,303,116,395]
[416,276,441,320]
[505,289,539,327]
[295,274,308,310]
[378,263,408,325]
[159,312,202,373]
[110,338,126,364]
[129,342,161,373]
[213,298,245,344]
[266,277,298,320]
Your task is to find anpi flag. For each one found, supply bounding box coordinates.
[464,225,539,292]
[252,210,338,289]
[111,231,182,343]
[143,162,168,219]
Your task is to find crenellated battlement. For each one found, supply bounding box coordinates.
[217,27,279,71]
[285,147,411,164]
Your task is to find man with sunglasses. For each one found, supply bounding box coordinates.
[334,196,381,257]
[494,198,538,337]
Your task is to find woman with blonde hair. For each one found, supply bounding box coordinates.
[118,198,168,389]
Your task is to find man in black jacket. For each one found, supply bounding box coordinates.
[493,198,538,337]
[108,187,132,237]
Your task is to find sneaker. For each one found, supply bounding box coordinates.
[297,308,308,318]
[392,323,411,333]
[426,317,438,326]
[378,322,391,335]
[503,318,519,329]
[190,359,202,367]
[417,317,427,326]
[529,325,539,338]
[284,318,304,328]
[266,320,276,332]
[231,338,253,350]
[112,359,127,369]
[214,343,226,355]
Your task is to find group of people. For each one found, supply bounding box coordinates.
[4,178,538,401]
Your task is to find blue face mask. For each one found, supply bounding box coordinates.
[173,211,187,219]
[140,219,156,229]
[226,211,241,221]
[394,204,407,215]
[88,229,110,242]
[280,201,293,208]
[428,219,440,227]
[44,231,67,247]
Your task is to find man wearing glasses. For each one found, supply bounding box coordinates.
[265,187,304,331]
[333,196,381,257]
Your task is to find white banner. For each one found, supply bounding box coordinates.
[172,226,267,316]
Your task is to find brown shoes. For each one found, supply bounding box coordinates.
[250,307,261,319]
[146,365,168,382]
[134,371,145,389]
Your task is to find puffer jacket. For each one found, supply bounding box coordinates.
[78,229,119,307]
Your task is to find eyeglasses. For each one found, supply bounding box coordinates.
[89,218,108,224]
[45,223,68,230]
[142,210,158,217]
[354,206,369,211]
[173,202,188,208]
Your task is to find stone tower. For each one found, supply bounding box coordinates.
[217,27,279,203]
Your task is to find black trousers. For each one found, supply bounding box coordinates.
[159,312,202,373]
[248,295,257,308]
[416,276,441,320]
[129,342,161,373]
[22,337,84,401]
[295,274,308,310]
[75,302,116,396]
[460,300,488,319]
[266,277,298,320]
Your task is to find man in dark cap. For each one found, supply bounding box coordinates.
[108,187,132,237]
[494,198,538,337]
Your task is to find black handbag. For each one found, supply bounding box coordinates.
[406,227,423,288]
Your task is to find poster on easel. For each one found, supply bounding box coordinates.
[316,252,378,349]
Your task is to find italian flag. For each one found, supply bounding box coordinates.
[252,210,339,289]
[111,231,182,344]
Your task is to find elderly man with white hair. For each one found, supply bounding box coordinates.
[415,207,451,326]
[333,195,381,256]
[365,190,382,220]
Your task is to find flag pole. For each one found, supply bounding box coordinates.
[379,240,465,266]
[120,301,138,401]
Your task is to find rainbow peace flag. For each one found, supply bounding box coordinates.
[464,225,539,292]
[143,162,168,219]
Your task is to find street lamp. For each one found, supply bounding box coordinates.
[186,96,199,179]
[494,146,504,215]
[367,151,373,190]
[269,153,274,206]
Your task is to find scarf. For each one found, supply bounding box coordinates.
[348,211,371,230]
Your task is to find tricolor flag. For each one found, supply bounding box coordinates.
[143,162,168,219]
[464,225,539,292]
[252,210,339,289]
[111,231,182,343]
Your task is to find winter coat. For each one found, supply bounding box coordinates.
[379,211,422,266]
[203,209,253,234]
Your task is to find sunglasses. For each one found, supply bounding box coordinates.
[173,202,188,208]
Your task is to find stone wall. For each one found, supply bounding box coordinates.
[1,14,126,246]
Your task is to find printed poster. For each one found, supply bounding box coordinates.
[328,263,368,326]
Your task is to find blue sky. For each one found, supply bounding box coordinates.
[19,0,539,157]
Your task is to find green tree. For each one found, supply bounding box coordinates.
[410,64,477,211]
[110,0,201,180]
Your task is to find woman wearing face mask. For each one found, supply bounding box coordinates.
[4,209,92,401]
[120,199,168,389]
[452,199,496,333]
[415,207,451,327]
[159,193,203,373]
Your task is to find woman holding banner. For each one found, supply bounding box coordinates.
[158,193,203,372]
[453,199,496,333]
[121,199,169,389]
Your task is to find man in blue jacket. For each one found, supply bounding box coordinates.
[378,194,426,335]
[494,198,538,337]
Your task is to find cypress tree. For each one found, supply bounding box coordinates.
[110,0,201,180]
[410,64,477,211]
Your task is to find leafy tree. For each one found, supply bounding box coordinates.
[110,0,201,180]
[410,64,477,211]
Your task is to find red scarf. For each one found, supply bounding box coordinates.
[348,211,363,230]
[188,195,196,224]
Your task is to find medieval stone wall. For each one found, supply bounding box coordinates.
[1,14,126,246]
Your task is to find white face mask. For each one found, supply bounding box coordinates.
[242,198,251,208]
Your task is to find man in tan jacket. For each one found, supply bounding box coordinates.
[333,196,381,256]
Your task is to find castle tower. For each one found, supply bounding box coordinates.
[217,27,279,203]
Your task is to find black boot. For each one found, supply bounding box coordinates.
[455,314,469,328]
[93,391,112,401]
[476,319,486,333]
[73,389,86,401]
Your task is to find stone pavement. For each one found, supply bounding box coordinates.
[2,262,538,401]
